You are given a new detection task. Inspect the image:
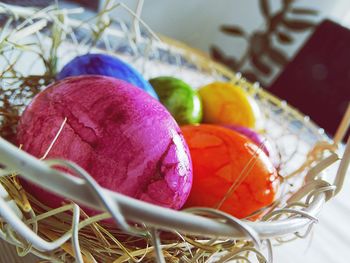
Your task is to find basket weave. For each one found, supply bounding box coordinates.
[0,2,349,262]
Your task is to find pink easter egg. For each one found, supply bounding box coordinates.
[17,75,192,212]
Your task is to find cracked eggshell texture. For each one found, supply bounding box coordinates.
[223,125,272,157]
[17,75,192,212]
[57,53,159,100]
[149,76,202,125]
[198,82,261,129]
[181,124,279,219]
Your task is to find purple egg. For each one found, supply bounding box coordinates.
[224,125,272,156]
[17,75,192,212]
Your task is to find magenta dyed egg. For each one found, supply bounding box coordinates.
[17,75,192,211]
[224,125,272,156]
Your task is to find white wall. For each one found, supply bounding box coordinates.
[103,0,350,84]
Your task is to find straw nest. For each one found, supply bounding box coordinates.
[0,1,346,262]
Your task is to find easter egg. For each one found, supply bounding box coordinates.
[17,75,192,211]
[224,125,272,156]
[198,82,261,128]
[181,124,279,218]
[57,53,159,99]
[149,76,202,125]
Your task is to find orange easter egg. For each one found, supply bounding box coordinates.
[182,124,279,219]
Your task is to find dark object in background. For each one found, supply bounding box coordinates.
[211,0,318,87]
[1,0,99,10]
[269,19,350,139]
[67,0,99,10]
[1,0,53,7]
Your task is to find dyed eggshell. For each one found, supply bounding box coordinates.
[223,125,272,156]
[181,124,279,218]
[149,76,202,125]
[198,82,261,128]
[57,53,159,99]
[17,75,192,211]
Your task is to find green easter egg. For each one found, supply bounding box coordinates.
[149,76,202,125]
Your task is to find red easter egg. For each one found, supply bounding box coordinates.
[181,124,279,219]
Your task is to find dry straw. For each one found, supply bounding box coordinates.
[0,1,349,262]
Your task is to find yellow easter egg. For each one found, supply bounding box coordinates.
[198,82,260,128]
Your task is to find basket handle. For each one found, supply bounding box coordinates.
[0,195,77,251]
[333,103,350,195]
[333,103,350,145]
[334,135,350,196]
[0,136,325,239]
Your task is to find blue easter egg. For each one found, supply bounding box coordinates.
[57,53,159,99]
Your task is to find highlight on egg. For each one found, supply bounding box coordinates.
[149,76,203,125]
[17,75,192,212]
[198,82,261,128]
[223,124,272,157]
[181,124,279,219]
[57,53,159,99]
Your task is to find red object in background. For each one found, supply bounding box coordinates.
[269,20,350,139]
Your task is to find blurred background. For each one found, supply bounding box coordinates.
[0,1,349,263]
[2,0,349,138]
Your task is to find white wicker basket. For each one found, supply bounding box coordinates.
[0,2,349,262]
